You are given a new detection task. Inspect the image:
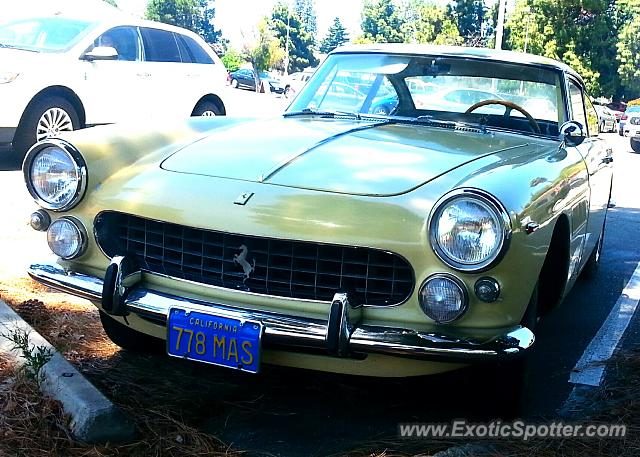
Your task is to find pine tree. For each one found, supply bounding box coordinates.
[320,17,349,53]
[294,0,317,38]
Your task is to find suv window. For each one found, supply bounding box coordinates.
[584,94,599,136]
[141,27,181,63]
[179,34,214,64]
[92,26,140,61]
[568,81,588,131]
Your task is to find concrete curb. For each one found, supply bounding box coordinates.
[0,299,136,443]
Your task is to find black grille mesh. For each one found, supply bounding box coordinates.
[94,212,414,306]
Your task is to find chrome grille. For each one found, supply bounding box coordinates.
[94,212,414,306]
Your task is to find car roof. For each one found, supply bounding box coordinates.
[331,44,583,86]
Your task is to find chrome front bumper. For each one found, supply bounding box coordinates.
[28,261,535,362]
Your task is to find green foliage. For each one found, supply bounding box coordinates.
[411,2,463,45]
[320,17,349,53]
[504,0,619,96]
[616,9,640,99]
[103,0,118,7]
[447,0,488,45]
[243,18,282,73]
[361,0,405,43]
[221,47,245,72]
[145,0,222,44]
[270,2,318,72]
[1,327,53,381]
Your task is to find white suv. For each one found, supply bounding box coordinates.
[0,15,228,157]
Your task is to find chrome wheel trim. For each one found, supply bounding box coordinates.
[36,107,74,141]
[200,110,216,117]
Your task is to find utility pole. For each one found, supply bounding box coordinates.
[494,0,507,50]
[284,7,290,76]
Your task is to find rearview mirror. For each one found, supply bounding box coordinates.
[82,46,118,61]
[559,121,586,146]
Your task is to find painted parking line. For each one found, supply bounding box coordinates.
[569,260,640,387]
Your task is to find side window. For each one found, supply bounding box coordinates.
[180,34,214,64]
[175,34,192,63]
[584,96,599,137]
[92,26,140,61]
[140,27,181,63]
[568,81,588,131]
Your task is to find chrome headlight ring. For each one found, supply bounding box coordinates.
[428,188,512,272]
[23,138,87,212]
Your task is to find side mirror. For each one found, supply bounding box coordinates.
[82,46,118,61]
[559,121,586,146]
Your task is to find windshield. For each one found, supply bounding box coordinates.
[0,17,94,52]
[288,53,565,136]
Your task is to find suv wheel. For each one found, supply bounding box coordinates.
[14,96,80,155]
[192,100,222,117]
[631,138,640,153]
[231,79,239,88]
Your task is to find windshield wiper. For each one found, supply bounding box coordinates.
[284,108,364,120]
[383,114,488,133]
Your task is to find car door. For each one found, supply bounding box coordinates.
[567,79,612,263]
[79,26,146,124]
[139,27,188,119]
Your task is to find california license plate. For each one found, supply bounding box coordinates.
[167,308,262,373]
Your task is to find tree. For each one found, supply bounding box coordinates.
[320,17,349,53]
[294,0,317,38]
[504,0,618,96]
[103,0,118,7]
[447,0,487,45]
[361,0,405,43]
[145,0,222,44]
[616,2,640,99]
[221,47,245,72]
[270,2,318,72]
[411,2,463,45]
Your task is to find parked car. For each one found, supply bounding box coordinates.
[594,105,616,133]
[282,69,315,98]
[229,69,284,94]
[0,14,228,159]
[619,105,640,137]
[25,45,613,380]
[621,108,640,152]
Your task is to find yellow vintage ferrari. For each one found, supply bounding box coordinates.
[24,45,613,377]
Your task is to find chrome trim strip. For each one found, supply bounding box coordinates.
[23,139,88,212]
[28,261,535,361]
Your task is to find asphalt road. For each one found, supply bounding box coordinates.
[1,119,639,455]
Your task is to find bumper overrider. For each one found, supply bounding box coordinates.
[28,258,535,363]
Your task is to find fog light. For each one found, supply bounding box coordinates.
[47,217,86,259]
[419,274,468,324]
[474,277,500,303]
[29,210,51,231]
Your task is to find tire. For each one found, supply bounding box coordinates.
[599,122,604,133]
[284,85,292,99]
[372,106,390,115]
[192,100,223,117]
[631,138,640,153]
[14,96,80,156]
[619,128,624,136]
[99,311,163,353]
[231,79,239,89]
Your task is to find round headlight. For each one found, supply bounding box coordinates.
[419,274,468,323]
[47,217,87,259]
[430,190,510,271]
[24,140,86,211]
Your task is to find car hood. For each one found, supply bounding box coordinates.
[161,117,535,196]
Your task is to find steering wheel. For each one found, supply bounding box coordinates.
[465,99,541,134]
